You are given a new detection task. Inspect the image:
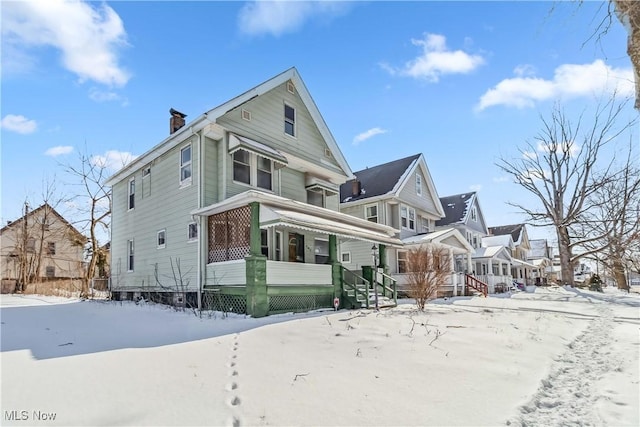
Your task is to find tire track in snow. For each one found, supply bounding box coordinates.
[225,333,242,427]
[508,305,615,426]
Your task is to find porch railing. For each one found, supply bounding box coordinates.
[464,274,488,297]
[341,267,370,309]
[375,270,398,303]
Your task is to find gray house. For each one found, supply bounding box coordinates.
[106,68,401,316]
[339,154,473,297]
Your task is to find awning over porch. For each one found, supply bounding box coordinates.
[511,258,537,269]
[260,205,401,246]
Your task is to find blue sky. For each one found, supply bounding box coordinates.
[1,0,636,244]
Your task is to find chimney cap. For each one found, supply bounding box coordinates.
[170,108,187,118]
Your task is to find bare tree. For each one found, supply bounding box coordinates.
[497,98,635,286]
[64,151,112,298]
[572,143,640,290]
[406,245,452,310]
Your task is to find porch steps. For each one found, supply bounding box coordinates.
[465,274,488,297]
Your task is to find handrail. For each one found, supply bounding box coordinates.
[341,267,370,308]
[464,274,488,297]
[373,269,397,302]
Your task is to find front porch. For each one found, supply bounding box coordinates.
[193,190,402,316]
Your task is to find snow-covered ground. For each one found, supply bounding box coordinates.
[1,286,638,426]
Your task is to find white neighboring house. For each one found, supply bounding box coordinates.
[339,154,473,297]
[488,224,535,285]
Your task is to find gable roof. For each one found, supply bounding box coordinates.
[340,154,421,203]
[106,67,353,186]
[435,192,477,226]
[0,203,86,242]
[489,224,525,244]
[482,234,514,249]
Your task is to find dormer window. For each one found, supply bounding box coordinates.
[284,104,295,137]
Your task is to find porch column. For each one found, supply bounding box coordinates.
[246,202,268,317]
[449,249,457,295]
[329,235,343,307]
[466,253,473,274]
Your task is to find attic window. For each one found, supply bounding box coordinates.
[287,81,295,94]
[142,166,151,178]
[416,174,422,196]
[284,104,295,137]
[324,148,332,159]
[241,109,251,121]
[471,207,478,222]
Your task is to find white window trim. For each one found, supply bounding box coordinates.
[128,177,135,211]
[470,206,478,222]
[232,151,274,191]
[187,222,198,243]
[416,174,422,196]
[157,229,166,249]
[365,203,378,223]
[127,239,134,272]
[284,102,296,138]
[397,250,408,273]
[341,251,351,264]
[180,144,192,187]
[401,205,416,231]
[275,230,283,261]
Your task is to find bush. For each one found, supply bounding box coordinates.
[589,274,603,293]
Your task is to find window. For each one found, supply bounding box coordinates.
[470,206,478,222]
[472,235,478,248]
[180,145,192,185]
[241,109,251,121]
[365,204,378,223]
[26,238,35,253]
[401,206,415,230]
[233,151,273,190]
[157,230,166,249]
[47,242,56,255]
[275,231,283,261]
[128,178,135,210]
[256,156,272,190]
[397,251,408,274]
[142,167,151,178]
[284,104,295,137]
[233,151,251,184]
[341,252,351,263]
[127,240,134,271]
[261,229,269,257]
[307,189,324,207]
[421,217,429,233]
[188,222,198,242]
[416,174,422,196]
[46,266,55,278]
[314,238,329,264]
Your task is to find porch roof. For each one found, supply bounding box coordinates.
[260,206,402,246]
[512,258,537,269]
[473,245,512,262]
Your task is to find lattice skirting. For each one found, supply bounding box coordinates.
[202,290,247,314]
[268,294,333,314]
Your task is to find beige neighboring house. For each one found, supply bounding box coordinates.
[1,203,86,291]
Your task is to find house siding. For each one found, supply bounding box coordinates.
[398,169,438,218]
[111,135,200,292]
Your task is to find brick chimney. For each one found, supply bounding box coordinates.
[351,179,361,197]
[170,108,187,134]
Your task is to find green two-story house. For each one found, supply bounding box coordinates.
[106,68,401,316]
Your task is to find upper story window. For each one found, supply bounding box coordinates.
[128,177,135,210]
[365,204,378,223]
[188,222,198,242]
[232,151,273,190]
[256,156,272,191]
[416,174,422,196]
[27,238,36,253]
[180,145,192,186]
[46,242,56,255]
[284,104,295,137]
[401,206,416,230]
[233,151,251,185]
[470,206,478,222]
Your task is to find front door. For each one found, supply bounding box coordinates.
[288,233,305,263]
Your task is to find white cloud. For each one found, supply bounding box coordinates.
[88,87,128,105]
[383,33,485,82]
[238,1,350,37]
[492,176,509,183]
[91,150,137,171]
[2,0,130,87]
[469,184,482,192]
[513,64,536,77]
[1,114,37,134]
[45,145,73,157]
[477,60,634,110]
[353,127,388,145]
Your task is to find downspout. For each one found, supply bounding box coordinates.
[193,127,203,311]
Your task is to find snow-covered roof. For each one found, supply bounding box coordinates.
[482,235,513,249]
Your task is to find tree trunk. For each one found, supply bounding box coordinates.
[557,226,575,286]
[612,258,629,290]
